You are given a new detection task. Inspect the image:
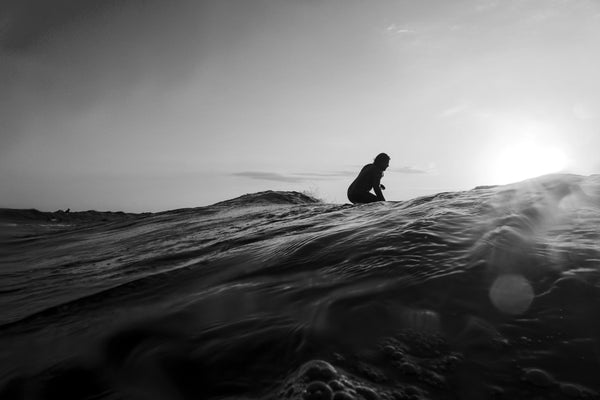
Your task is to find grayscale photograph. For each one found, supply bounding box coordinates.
[1,1,600,399]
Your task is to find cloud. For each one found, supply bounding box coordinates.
[572,102,597,120]
[475,0,500,12]
[389,166,428,174]
[385,24,416,35]
[233,170,355,183]
[292,171,355,178]
[233,172,306,183]
[233,167,427,184]
[439,104,470,118]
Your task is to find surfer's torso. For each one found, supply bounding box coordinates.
[347,163,383,201]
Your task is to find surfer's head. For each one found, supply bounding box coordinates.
[374,153,390,170]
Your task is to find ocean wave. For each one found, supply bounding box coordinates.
[1,175,600,399]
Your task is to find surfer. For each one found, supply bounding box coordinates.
[347,153,390,204]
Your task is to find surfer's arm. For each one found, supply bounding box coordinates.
[373,175,385,201]
[374,186,385,201]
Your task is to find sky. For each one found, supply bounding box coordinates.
[1,0,600,212]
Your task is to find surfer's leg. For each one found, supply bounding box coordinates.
[362,193,379,203]
[349,192,379,204]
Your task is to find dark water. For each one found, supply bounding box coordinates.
[1,174,600,399]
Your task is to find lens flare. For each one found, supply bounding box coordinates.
[489,274,534,315]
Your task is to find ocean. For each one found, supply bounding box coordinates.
[1,174,600,399]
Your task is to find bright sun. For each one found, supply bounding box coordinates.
[490,139,567,184]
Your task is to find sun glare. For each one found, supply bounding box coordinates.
[490,139,567,185]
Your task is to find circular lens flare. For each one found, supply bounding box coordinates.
[489,274,534,315]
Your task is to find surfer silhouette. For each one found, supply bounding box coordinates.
[347,153,390,204]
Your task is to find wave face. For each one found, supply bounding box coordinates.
[1,179,600,399]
